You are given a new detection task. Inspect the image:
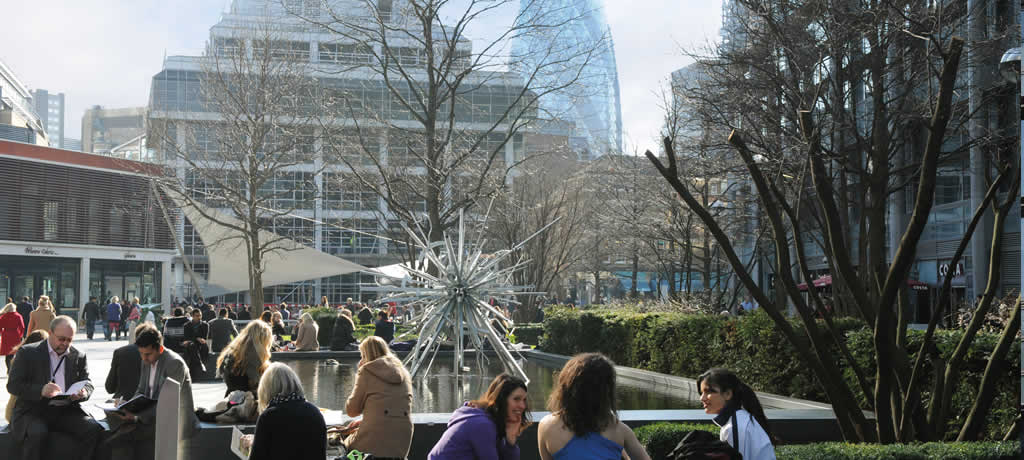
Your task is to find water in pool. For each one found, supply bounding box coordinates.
[279,357,702,413]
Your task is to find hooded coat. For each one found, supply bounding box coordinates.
[427,405,519,460]
[344,355,414,458]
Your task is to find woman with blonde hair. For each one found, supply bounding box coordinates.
[294,313,320,351]
[217,320,273,396]
[344,336,414,458]
[242,363,326,460]
[0,302,25,374]
[27,295,56,334]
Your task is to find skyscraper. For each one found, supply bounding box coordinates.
[31,89,65,148]
[512,0,622,159]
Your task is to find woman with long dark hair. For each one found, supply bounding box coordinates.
[697,368,775,460]
[428,373,531,460]
[537,353,649,460]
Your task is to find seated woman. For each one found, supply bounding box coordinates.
[242,363,327,460]
[271,312,288,344]
[330,309,357,351]
[344,336,414,459]
[698,368,776,460]
[537,353,650,460]
[216,321,273,397]
[293,313,320,351]
[428,373,531,460]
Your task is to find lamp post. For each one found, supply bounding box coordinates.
[1000,43,1021,302]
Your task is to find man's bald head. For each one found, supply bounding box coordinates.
[48,315,76,354]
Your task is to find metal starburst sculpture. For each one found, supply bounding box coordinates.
[369,209,555,384]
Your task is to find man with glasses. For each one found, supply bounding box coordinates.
[6,315,103,460]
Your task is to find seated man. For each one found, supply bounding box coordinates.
[105,342,142,401]
[181,309,210,373]
[6,315,104,460]
[373,310,395,344]
[161,307,189,353]
[109,323,196,460]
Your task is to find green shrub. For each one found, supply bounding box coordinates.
[633,422,717,459]
[511,323,543,345]
[775,441,1020,459]
[539,308,1017,440]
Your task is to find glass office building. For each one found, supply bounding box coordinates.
[512,0,622,159]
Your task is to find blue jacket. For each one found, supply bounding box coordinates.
[428,405,519,460]
[106,303,122,322]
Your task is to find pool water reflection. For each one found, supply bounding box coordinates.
[279,357,701,413]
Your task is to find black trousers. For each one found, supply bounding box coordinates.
[183,340,210,372]
[13,404,103,460]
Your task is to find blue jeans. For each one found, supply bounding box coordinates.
[104,321,112,340]
[85,319,96,339]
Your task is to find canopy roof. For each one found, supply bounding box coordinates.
[165,187,366,296]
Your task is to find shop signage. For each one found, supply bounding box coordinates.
[124,252,137,259]
[24,246,57,256]
[938,261,966,286]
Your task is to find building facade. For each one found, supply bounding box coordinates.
[0,59,48,146]
[81,106,146,154]
[31,89,65,148]
[0,139,175,316]
[148,0,533,304]
[512,0,622,159]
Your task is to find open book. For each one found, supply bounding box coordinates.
[100,394,157,415]
[49,380,90,401]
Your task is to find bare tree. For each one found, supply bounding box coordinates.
[287,0,606,245]
[150,21,326,310]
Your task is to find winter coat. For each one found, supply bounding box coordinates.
[0,311,25,355]
[294,321,319,351]
[428,404,519,460]
[27,306,55,334]
[344,356,414,458]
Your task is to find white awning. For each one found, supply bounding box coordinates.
[164,187,366,297]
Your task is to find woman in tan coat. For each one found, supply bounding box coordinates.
[26,295,56,334]
[294,313,320,351]
[345,336,413,458]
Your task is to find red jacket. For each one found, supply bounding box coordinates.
[0,311,25,355]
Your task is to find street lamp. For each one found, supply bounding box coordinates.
[1000,47,1021,84]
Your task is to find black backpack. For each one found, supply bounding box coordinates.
[667,430,743,460]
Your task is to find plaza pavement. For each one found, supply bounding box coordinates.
[0,330,230,425]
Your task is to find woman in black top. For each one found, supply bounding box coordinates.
[330,309,357,351]
[216,321,273,396]
[243,363,326,460]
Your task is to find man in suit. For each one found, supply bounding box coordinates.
[81,297,101,340]
[6,315,104,460]
[16,296,33,336]
[109,323,196,460]
[105,342,141,401]
[181,309,210,374]
[208,308,238,353]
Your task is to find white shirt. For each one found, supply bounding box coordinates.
[47,341,68,391]
[148,361,159,398]
[717,408,776,460]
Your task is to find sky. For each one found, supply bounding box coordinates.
[0,0,722,155]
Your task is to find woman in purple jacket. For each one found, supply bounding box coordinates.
[428,373,531,460]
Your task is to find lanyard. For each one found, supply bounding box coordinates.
[51,354,66,383]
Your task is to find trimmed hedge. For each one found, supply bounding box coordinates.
[510,323,543,346]
[539,307,1019,440]
[775,441,1021,459]
[634,422,1020,459]
[633,422,718,459]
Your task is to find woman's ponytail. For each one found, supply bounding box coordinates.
[738,382,774,442]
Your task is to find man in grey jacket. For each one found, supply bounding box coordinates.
[109,323,198,460]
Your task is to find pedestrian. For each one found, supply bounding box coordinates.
[125,297,141,342]
[698,368,776,460]
[209,308,239,353]
[0,302,26,374]
[16,296,33,336]
[81,296,101,340]
[27,296,57,335]
[105,296,122,341]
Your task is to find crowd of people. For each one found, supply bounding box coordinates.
[1,295,777,460]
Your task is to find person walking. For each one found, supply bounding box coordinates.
[16,296,33,337]
[0,302,26,374]
[27,296,57,335]
[81,297,101,340]
[698,368,776,460]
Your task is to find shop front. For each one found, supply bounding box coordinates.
[0,242,174,316]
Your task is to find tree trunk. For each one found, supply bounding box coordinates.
[956,294,1021,440]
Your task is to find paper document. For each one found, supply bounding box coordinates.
[49,380,90,403]
[230,426,252,460]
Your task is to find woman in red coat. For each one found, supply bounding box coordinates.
[0,302,26,375]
